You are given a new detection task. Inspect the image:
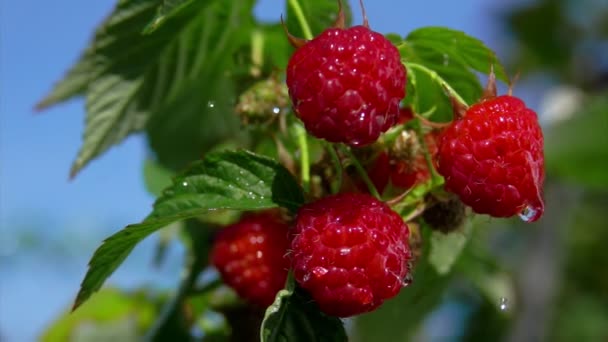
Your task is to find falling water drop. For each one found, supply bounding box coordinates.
[518,205,540,222]
[499,297,508,311]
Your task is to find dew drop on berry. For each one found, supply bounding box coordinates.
[499,297,509,311]
[518,205,541,223]
[312,266,329,278]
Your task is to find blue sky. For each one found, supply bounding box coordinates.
[0,0,523,339]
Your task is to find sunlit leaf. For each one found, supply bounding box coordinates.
[73,150,304,310]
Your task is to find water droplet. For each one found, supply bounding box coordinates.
[312,266,328,278]
[519,205,541,222]
[181,181,188,187]
[207,101,216,108]
[499,297,508,311]
[247,191,256,199]
[272,107,281,115]
[443,53,450,66]
[402,272,413,287]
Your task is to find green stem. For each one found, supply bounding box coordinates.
[413,120,443,185]
[288,0,313,40]
[323,142,342,194]
[407,62,469,107]
[295,124,311,193]
[340,145,381,199]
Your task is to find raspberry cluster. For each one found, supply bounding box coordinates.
[212,0,544,320]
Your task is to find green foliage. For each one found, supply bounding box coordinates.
[261,274,347,342]
[37,0,259,176]
[428,220,473,275]
[74,150,303,310]
[398,27,507,121]
[145,0,195,33]
[42,288,156,342]
[545,95,608,189]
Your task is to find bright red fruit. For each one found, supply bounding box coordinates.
[286,21,406,146]
[291,193,412,317]
[437,95,545,222]
[211,211,290,307]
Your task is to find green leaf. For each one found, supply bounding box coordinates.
[428,220,473,275]
[261,273,347,342]
[399,27,507,121]
[545,95,608,189]
[39,0,258,177]
[145,0,257,169]
[144,0,195,33]
[35,47,93,110]
[406,27,508,82]
[73,150,304,310]
[42,288,156,342]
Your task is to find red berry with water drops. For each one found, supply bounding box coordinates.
[437,95,545,221]
[211,211,290,307]
[291,193,412,317]
[285,4,406,146]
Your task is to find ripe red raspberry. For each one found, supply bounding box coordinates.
[211,211,290,307]
[285,7,406,146]
[437,95,545,222]
[291,193,412,317]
